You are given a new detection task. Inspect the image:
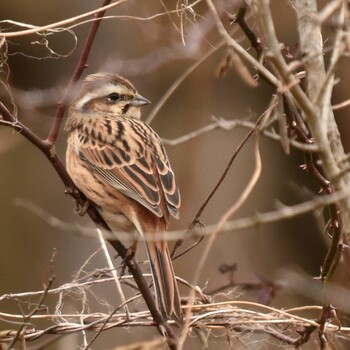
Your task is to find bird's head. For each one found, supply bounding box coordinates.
[71,72,150,120]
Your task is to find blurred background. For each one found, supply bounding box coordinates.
[1,0,349,349]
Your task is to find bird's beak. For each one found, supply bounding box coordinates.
[130,93,151,107]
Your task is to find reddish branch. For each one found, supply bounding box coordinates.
[227,3,263,60]
[47,0,113,144]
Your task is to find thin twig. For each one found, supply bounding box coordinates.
[146,37,227,124]
[0,1,128,38]
[14,187,350,243]
[7,251,56,349]
[228,2,263,60]
[206,0,280,87]
[3,299,349,347]
[96,228,130,317]
[332,99,350,110]
[162,116,318,152]
[187,98,275,231]
[179,120,263,348]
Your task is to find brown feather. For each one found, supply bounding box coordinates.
[67,115,180,219]
[65,73,182,321]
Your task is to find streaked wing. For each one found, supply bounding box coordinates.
[154,155,180,219]
[74,118,180,219]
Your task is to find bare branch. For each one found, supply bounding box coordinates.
[187,107,267,232]
[48,0,114,144]
[0,1,128,38]
[205,0,280,87]
[162,116,318,152]
[15,187,350,243]
[146,37,226,124]
[96,228,130,317]
[332,99,350,110]
[3,296,350,348]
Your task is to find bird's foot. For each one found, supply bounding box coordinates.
[75,199,91,216]
[120,241,138,276]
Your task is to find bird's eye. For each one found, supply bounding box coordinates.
[108,92,121,102]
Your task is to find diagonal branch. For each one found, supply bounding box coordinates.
[48,0,114,144]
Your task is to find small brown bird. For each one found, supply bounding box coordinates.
[65,72,182,321]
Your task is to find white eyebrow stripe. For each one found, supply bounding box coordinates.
[74,83,126,110]
[74,92,96,110]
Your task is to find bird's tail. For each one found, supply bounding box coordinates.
[145,240,182,322]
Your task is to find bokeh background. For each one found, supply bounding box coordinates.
[1,1,349,349]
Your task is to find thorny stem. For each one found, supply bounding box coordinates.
[231,2,346,347]
[227,1,263,60]
[284,64,343,282]
[304,151,343,281]
[253,0,348,274]
[278,1,344,284]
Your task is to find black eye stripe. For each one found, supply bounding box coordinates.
[122,104,130,114]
